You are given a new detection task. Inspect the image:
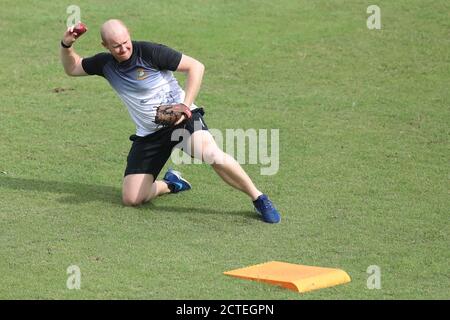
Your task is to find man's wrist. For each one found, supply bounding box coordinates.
[60,40,72,48]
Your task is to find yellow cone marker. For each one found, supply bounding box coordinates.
[224,261,351,293]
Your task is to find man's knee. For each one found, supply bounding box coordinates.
[203,145,226,164]
[122,194,149,207]
[122,173,155,206]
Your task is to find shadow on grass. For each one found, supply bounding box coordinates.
[0,176,259,220]
[142,202,260,221]
[0,175,121,205]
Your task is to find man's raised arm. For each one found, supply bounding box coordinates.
[60,25,88,76]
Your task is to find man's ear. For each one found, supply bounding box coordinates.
[101,41,107,49]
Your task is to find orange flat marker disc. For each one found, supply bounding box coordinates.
[224,261,351,293]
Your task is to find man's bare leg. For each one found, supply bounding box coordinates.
[185,129,281,223]
[122,173,170,206]
[186,130,262,201]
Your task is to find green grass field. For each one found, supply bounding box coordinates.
[0,0,448,299]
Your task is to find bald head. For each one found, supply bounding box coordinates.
[100,19,130,44]
[100,19,133,62]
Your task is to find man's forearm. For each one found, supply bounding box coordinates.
[183,62,205,107]
[60,46,82,76]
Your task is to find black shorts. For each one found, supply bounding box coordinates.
[124,108,208,180]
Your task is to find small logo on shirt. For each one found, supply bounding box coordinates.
[136,68,148,80]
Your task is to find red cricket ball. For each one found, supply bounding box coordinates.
[72,22,87,38]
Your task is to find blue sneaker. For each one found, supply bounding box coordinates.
[253,194,281,223]
[163,169,192,193]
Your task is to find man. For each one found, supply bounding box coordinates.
[60,19,280,223]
